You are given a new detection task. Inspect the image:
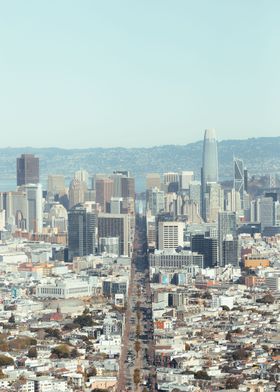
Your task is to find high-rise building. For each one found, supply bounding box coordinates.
[0,191,28,230]
[47,175,65,196]
[97,213,131,256]
[121,177,135,198]
[110,197,123,214]
[74,170,89,187]
[234,158,245,209]
[204,182,224,223]
[68,204,97,260]
[191,233,218,268]
[158,221,185,250]
[218,211,237,266]
[146,187,165,216]
[69,178,87,209]
[163,172,179,193]
[96,177,114,212]
[258,196,274,231]
[201,129,218,220]
[146,173,161,190]
[20,184,43,233]
[17,154,39,186]
[179,171,194,190]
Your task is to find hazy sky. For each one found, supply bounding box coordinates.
[1,0,279,148]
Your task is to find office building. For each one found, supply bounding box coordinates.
[146,173,161,190]
[110,197,123,214]
[222,235,239,267]
[20,184,43,233]
[96,177,114,212]
[47,175,65,196]
[259,196,275,231]
[163,172,179,193]
[204,182,224,223]
[17,154,39,186]
[191,234,218,268]
[68,204,97,260]
[146,187,165,216]
[218,211,237,266]
[158,221,185,250]
[74,169,89,186]
[179,171,194,190]
[234,158,245,209]
[0,191,28,230]
[98,213,131,256]
[69,178,87,209]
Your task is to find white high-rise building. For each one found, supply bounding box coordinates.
[179,171,194,190]
[158,221,185,250]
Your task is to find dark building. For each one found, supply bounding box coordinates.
[97,213,130,256]
[121,177,135,198]
[68,205,97,261]
[222,238,239,267]
[17,154,39,186]
[191,234,218,268]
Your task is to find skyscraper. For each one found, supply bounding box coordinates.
[234,157,245,208]
[69,178,87,209]
[218,211,237,266]
[20,183,43,233]
[17,154,39,186]
[201,129,219,220]
[68,204,97,260]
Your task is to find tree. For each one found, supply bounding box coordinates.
[9,337,37,350]
[0,354,14,366]
[232,347,250,361]
[194,370,211,380]
[135,341,141,356]
[257,294,275,304]
[225,376,240,389]
[27,346,37,358]
[45,328,61,339]
[133,368,140,385]
[51,344,72,358]
[86,366,97,377]
[74,314,94,327]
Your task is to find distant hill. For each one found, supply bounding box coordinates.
[1,137,280,191]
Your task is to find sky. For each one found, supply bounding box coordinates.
[0,0,280,148]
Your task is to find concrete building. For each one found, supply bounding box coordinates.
[146,173,161,190]
[158,221,185,250]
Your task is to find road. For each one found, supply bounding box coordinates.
[117,215,157,392]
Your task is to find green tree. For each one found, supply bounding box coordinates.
[74,314,94,327]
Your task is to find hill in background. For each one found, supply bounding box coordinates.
[0,136,280,191]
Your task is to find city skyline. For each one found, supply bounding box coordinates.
[1,1,280,148]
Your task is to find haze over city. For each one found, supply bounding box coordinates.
[0,2,280,392]
[1,0,280,148]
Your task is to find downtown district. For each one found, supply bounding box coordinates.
[0,130,279,391]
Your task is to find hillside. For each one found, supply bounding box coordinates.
[0,137,280,191]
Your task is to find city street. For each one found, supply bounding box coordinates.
[117,216,156,392]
